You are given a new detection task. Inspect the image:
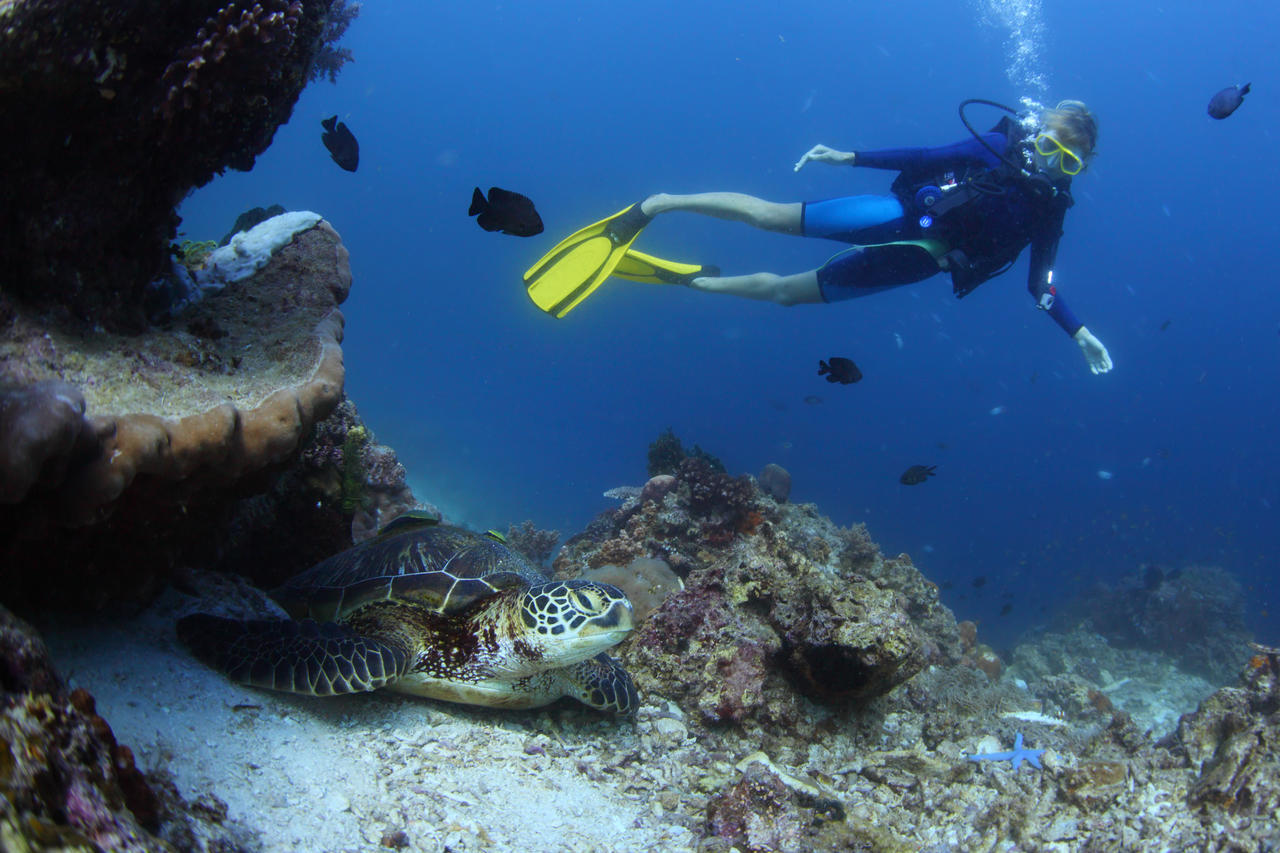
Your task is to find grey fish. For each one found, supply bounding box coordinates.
[1208,83,1250,120]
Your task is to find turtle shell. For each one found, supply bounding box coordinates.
[273,515,547,623]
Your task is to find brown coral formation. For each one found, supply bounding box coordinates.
[555,461,952,741]
[0,218,354,607]
[0,0,335,328]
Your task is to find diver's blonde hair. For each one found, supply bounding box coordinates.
[1042,100,1098,157]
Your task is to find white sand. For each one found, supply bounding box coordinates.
[41,588,701,852]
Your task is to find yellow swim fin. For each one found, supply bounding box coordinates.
[523,202,652,318]
[612,249,720,285]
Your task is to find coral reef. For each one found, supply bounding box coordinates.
[0,216,355,608]
[0,0,334,328]
[217,395,421,590]
[0,605,162,850]
[757,462,791,503]
[555,460,944,743]
[1056,564,1251,683]
[645,427,724,477]
[1171,646,1280,820]
[502,520,561,566]
[308,0,361,83]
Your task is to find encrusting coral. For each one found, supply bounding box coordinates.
[555,460,947,742]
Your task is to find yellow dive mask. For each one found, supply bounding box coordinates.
[1033,133,1085,176]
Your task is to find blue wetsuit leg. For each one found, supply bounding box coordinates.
[802,195,943,303]
[815,244,942,302]
[802,195,907,243]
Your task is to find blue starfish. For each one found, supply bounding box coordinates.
[967,731,1045,771]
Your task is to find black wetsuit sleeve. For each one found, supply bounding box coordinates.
[1027,203,1083,336]
[854,133,1006,171]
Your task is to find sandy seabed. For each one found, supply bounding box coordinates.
[42,589,701,853]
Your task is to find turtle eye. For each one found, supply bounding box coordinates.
[573,589,602,612]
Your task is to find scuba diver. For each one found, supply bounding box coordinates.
[524,99,1113,375]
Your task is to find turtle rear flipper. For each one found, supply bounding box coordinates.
[561,653,639,715]
[177,614,409,696]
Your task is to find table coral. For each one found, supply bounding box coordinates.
[0,216,355,607]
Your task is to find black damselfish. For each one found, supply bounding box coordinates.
[899,464,936,485]
[320,115,359,172]
[469,187,544,237]
[1207,83,1250,120]
[818,356,862,384]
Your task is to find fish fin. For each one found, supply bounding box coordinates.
[469,187,487,216]
[321,115,337,132]
[1241,82,1252,94]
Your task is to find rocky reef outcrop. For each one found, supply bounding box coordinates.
[0,0,343,329]
[557,460,961,746]
[0,215,418,609]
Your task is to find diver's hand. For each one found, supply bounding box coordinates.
[794,144,856,172]
[1074,326,1113,374]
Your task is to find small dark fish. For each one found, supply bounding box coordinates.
[320,116,359,172]
[972,575,987,589]
[469,186,543,236]
[818,356,862,384]
[1208,83,1250,120]
[899,464,936,485]
[803,395,823,405]
[1159,319,1171,331]
[999,603,1013,616]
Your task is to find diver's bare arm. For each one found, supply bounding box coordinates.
[794,144,856,171]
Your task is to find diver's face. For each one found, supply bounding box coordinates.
[1033,130,1087,178]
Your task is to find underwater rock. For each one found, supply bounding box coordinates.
[0,216,354,607]
[0,380,98,504]
[0,604,163,850]
[1173,651,1280,818]
[758,463,791,502]
[0,0,335,329]
[705,762,809,853]
[1057,564,1251,683]
[558,462,941,737]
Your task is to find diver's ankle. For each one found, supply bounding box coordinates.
[639,194,667,217]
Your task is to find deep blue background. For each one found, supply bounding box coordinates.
[180,0,1278,649]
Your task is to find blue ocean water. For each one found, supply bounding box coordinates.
[179,0,1278,650]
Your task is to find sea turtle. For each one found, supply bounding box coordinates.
[177,513,638,714]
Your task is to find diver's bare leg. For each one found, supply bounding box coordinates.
[688,270,821,305]
[639,193,802,235]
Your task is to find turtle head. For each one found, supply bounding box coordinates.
[520,580,634,665]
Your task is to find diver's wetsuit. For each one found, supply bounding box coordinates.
[801,130,1082,336]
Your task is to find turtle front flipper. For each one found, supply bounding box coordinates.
[178,614,409,696]
[561,653,639,715]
